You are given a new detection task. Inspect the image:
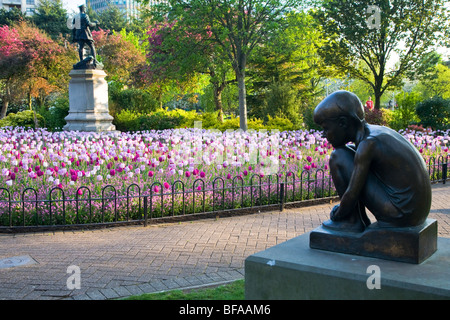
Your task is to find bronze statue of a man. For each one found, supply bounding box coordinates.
[313,90,431,232]
[72,4,100,68]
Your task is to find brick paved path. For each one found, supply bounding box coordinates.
[0,183,449,300]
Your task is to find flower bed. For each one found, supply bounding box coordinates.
[0,126,448,227]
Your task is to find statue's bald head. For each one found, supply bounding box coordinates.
[314,90,365,126]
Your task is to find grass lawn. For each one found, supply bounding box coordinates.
[121,279,245,300]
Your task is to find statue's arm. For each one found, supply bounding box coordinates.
[333,139,376,220]
[85,14,97,28]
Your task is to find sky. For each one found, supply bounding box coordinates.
[62,0,86,15]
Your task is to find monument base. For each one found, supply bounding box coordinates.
[310,218,437,264]
[64,69,116,132]
[245,234,450,299]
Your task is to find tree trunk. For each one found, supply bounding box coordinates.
[1,99,8,119]
[212,82,225,123]
[237,70,248,131]
[374,93,381,111]
[373,73,384,110]
[0,85,10,119]
[28,92,39,128]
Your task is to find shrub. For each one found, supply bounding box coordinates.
[139,111,183,130]
[40,95,69,131]
[109,85,158,115]
[0,110,44,128]
[416,97,450,130]
[113,109,142,132]
[364,106,387,125]
[265,115,295,131]
[388,92,421,130]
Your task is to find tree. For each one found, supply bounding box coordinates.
[247,11,326,123]
[0,7,27,26]
[97,4,129,33]
[92,28,146,84]
[147,0,305,131]
[32,0,69,40]
[0,21,76,119]
[415,62,450,100]
[143,20,234,122]
[416,96,450,130]
[0,24,30,118]
[314,0,449,109]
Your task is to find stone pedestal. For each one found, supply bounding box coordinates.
[245,234,450,300]
[64,69,116,132]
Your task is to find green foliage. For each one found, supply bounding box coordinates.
[32,0,69,40]
[113,109,143,132]
[415,63,450,100]
[0,110,44,128]
[388,91,421,130]
[261,81,303,127]
[302,104,322,131]
[315,0,449,109]
[97,5,128,33]
[123,279,245,300]
[113,108,306,132]
[265,115,295,131]
[39,95,69,131]
[416,97,450,130]
[109,86,158,115]
[0,7,26,26]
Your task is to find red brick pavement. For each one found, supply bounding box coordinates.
[0,183,448,300]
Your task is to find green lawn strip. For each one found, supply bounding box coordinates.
[122,279,245,300]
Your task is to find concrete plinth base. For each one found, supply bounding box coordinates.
[245,233,450,299]
[64,69,116,132]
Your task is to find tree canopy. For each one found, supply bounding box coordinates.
[147,0,308,130]
[314,0,449,109]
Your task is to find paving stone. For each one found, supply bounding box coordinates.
[0,184,448,300]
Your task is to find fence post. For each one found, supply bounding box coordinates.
[443,163,448,184]
[280,182,285,212]
[143,196,148,227]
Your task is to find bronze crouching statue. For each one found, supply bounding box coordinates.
[313,90,432,233]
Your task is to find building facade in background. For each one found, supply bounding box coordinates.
[86,0,147,20]
[0,0,40,15]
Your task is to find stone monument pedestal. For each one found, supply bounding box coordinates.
[64,69,116,132]
[245,233,450,299]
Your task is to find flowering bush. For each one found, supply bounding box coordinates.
[0,126,447,227]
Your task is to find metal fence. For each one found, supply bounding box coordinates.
[0,155,448,233]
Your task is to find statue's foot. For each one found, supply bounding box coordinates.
[322,218,366,233]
